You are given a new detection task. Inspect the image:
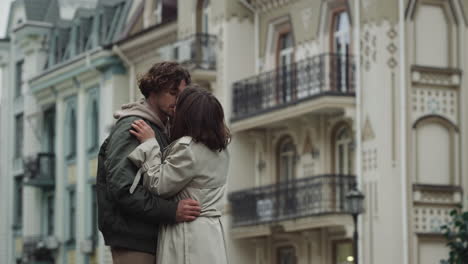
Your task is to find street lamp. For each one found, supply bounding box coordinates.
[346,188,365,264]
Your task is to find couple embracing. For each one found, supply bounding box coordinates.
[96,62,230,264]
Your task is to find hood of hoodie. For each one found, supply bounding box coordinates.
[113,98,167,131]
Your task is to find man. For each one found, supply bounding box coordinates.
[96,62,201,263]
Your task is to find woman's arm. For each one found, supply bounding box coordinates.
[128,120,196,198]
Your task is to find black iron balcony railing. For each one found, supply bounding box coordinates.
[232,53,355,121]
[228,174,356,227]
[23,236,55,262]
[176,33,217,71]
[23,153,55,188]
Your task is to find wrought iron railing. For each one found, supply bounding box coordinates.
[23,235,56,262]
[175,33,217,71]
[228,174,356,227]
[232,53,355,121]
[23,153,55,188]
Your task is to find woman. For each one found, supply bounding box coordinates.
[127,86,230,264]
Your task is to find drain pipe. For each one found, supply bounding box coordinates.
[399,0,409,263]
[112,45,135,102]
[353,0,363,263]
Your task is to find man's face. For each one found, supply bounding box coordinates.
[149,80,187,119]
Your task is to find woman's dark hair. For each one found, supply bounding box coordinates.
[171,86,231,151]
[138,61,191,98]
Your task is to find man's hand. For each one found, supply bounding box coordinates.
[176,199,201,222]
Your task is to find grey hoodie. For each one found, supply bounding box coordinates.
[113,98,168,133]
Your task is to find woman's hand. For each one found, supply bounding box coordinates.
[130,120,155,143]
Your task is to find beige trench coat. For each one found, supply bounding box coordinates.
[128,136,229,264]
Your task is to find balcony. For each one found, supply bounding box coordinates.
[176,33,217,71]
[228,174,356,228]
[231,53,355,130]
[23,153,55,188]
[23,235,57,262]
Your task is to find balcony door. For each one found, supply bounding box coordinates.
[335,126,353,175]
[277,31,295,103]
[332,11,350,92]
[333,126,354,210]
[277,137,297,218]
[278,136,296,183]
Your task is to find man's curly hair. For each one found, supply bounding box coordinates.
[138,62,191,98]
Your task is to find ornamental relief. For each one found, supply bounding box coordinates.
[413,205,453,234]
[412,68,461,87]
[411,87,458,125]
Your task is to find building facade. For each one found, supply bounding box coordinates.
[0,0,467,264]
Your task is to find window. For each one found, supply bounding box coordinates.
[277,136,296,183]
[334,126,354,175]
[13,176,23,228]
[332,11,351,92]
[70,108,76,157]
[154,0,163,24]
[87,91,99,152]
[333,11,350,56]
[68,189,76,242]
[43,108,55,153]
[45,193,54,236]
[66,101,77,160]
[277,31,294,103]
[197,0,210,34]
[277,246,296,264]
[76,25,81,54]
[15,114,23,159]
[91,184,98,241]
[15,60,24,98]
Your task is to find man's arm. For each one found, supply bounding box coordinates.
[105,117,199,223]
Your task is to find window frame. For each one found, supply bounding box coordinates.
[15,60,24,98]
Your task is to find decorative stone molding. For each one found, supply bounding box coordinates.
[362,148,377,172]
[411,86,458,125]
[247,0,297,13]
[413,184,463,205]
[413,205,454,234]
[362,116,375,142]
[411,66,462,88]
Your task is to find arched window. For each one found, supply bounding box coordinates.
[277,136,296,183]
[334,126,354,175]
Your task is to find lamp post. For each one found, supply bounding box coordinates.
[346,188,365,264]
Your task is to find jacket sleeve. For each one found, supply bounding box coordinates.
[128,137,196,199]
[105,118,177,224]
